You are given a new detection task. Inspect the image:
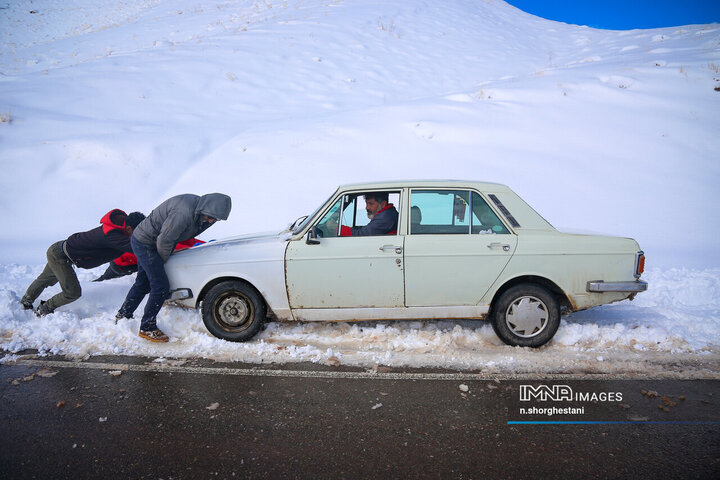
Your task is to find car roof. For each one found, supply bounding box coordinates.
[337,180,511,191]
[335,180,555,231]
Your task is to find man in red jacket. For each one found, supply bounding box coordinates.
[21,209,135,316]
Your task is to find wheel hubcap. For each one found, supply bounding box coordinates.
[505,296,548,338]
[217,295,251,328]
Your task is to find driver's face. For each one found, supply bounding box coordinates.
[365,197,386,219]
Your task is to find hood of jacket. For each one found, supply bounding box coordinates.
[196,193,232,221]
[100,209,127,234]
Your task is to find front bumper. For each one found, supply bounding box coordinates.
[586,280,648,293]
[169,288,193,301]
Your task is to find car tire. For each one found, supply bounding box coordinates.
[201,281,266,342]
[491,284,560,348]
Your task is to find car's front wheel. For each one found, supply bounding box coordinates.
[201,281,266,342]
[491,284,560,348]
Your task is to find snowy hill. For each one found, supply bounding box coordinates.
[1,0,719,372]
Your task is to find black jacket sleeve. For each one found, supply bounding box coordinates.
[105,230,134,253]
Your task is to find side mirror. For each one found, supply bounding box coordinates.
[306,226,321,245]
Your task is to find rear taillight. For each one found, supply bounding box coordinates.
[635,251,645,278]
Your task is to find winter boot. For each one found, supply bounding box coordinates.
[139,328,169,343]
[21,299,33,310]
[35,301,53,317]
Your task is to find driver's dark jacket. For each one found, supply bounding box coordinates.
[342,204,398,236]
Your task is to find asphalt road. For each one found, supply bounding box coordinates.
[1,355,719,479]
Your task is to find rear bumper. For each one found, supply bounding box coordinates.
[587,280,648,293]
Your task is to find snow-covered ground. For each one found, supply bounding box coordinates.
[2,264,719,376]
[1,0,719,375]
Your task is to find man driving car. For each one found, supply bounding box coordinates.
[341,192,398,236]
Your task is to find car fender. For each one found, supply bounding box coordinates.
[165,233,292,319]
[483,231,643,311]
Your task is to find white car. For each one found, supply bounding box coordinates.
[166,181,647,347]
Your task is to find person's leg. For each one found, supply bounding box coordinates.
[120,237,169,342]
[21,242,66,306]
[117,237,151,318]
[138,245,170,332]
[116,265,149,318]
[42,242,81,312]
[21,260,57,307]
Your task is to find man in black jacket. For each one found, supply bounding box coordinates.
[21,209,140,316]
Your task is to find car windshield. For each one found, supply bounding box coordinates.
[291,190,336,235]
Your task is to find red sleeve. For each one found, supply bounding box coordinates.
[175,238,205,250]
[114,252,137,266]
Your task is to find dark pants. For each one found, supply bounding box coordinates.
[22,241,81,312]
[118,236,169,331]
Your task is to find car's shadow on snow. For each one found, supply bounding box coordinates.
[562,303,666,327]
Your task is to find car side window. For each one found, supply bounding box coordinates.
[410,190,510,235]
[329,191,401,236]
[340,194,359,228]
[410,190,471,234]
[316,198,343,237]
[471,192,509,234]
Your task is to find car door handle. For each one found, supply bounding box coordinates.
[380,245,403,254]
[487,242,511,252]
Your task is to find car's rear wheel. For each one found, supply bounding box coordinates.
[491,284,560,347]
[201,281,266,342]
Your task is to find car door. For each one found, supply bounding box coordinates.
[404,189,517,307]
[285,191,405,310]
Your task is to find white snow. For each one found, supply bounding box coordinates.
[1,0,719,375]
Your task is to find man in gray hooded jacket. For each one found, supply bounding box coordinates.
[117,193,232,342]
